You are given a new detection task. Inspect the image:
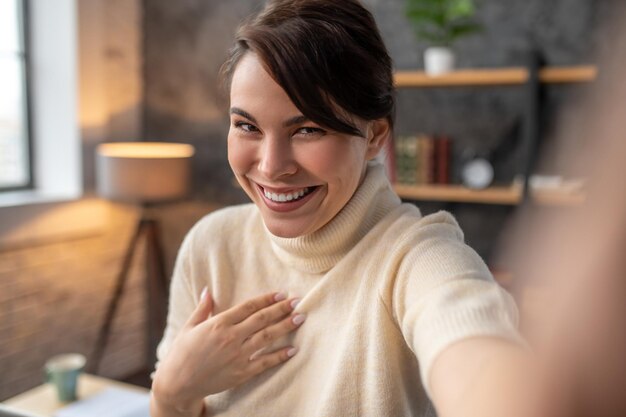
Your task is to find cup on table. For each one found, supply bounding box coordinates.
[44,353,86,402]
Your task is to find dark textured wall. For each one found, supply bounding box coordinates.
[143,0,617,261]
[143,1,260,204]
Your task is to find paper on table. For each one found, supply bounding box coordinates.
[54,387,150,417]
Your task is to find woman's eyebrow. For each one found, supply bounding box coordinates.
[231,108,310,128]
[283,115,309,127]
[230,107,257,124]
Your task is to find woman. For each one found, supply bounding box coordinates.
[150,1,523,416]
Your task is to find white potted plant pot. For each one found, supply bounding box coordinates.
[424,47,455,75]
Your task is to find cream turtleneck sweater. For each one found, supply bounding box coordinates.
[156,162,520,417]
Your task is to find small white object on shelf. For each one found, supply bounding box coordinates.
[424,47,455,75]
[529,174,586,192]
[462,158,494,189]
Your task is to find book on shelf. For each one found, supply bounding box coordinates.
[394,134,418,184]
[417,134,433,184]
[435,135,451,184]
[392,134,451,185]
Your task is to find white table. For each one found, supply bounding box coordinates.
[2,374,149,417]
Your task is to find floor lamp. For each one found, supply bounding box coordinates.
[90,142,195,375]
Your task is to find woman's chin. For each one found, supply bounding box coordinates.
[263,220,309,238]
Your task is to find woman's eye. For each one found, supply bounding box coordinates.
[234,121,259,133]
[295,127,325,136]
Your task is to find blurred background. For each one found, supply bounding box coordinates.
[0,0,622,404]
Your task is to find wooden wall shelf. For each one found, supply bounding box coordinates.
[393,65,597,87]
[393,183,524,205]
[539,66,598,84]
[394,68,527,87]
[530,188,586,206]
[393,182,586,207]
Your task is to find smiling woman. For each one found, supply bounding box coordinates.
[150,1,522,417]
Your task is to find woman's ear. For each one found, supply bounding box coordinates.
[365,118,391,160]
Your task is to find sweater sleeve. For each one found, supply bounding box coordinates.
[391,211,521,396]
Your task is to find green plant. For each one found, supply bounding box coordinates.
[405,0,482,47]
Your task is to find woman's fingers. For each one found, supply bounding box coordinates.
[160,289,304,398]
[219,291,286,325]
[243,312,306,354]
[184,287,214,328]
[247,346,298,377]
[237,298,299,336]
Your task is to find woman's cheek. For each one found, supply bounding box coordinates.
[299,140,348,172]
[228,136,257,174]
[316,139,366,176]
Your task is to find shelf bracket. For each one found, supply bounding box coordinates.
[521,50,543,201]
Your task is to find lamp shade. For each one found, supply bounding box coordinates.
[96,142,195,203]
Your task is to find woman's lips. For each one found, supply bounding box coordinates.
[255,183,320,213]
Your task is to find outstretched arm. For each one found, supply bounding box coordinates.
[429,337,537,417]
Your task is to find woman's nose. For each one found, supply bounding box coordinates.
[257,137,297,179]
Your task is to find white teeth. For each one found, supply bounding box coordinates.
[264,187,311,203]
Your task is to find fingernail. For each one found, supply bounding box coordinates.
[290,299,301,309]
[274,292,287,302]
[292,314,306,325]
[287,347,298,357]
[200,286,208,302]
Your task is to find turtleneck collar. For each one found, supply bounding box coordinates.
[265,161,402,274]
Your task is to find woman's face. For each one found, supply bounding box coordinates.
[227,53,386,238]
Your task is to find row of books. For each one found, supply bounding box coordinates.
[392,134,451,185]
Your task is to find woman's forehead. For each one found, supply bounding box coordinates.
[230,54,298,109]
[230,54,281,95]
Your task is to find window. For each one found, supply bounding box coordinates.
[0,0,32,191]
[0,0,80,208]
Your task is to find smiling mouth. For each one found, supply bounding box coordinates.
[262,186,318,203]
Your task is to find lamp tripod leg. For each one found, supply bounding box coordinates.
[143,218,169,369]
[88,219,144,374]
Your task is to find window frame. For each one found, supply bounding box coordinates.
[0,0,35,192]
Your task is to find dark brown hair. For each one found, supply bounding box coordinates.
[221,0,395,137]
